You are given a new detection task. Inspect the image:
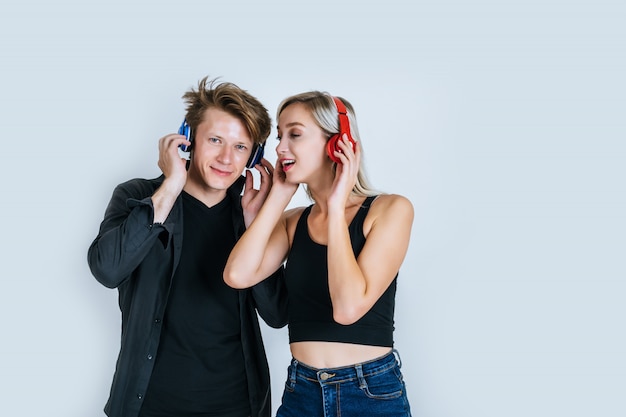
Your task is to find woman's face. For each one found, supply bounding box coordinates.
[275,102,333,184]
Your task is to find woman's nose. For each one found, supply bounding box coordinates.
[275,139,287,154]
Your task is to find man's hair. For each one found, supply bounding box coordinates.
[182,76,271,145]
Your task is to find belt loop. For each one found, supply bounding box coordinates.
[289,358,298,385]
[355,363,368,390]
[392,348,402,368]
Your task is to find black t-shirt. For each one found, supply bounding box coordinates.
[140,192,250,417]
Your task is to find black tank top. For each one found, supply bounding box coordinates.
[285,196,396,347]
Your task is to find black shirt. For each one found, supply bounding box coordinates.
[87,175,288,417]
[140,193,250,416]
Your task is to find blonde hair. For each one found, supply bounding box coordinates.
[277,91,377,198]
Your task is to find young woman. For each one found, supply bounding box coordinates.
[224,92,414,416]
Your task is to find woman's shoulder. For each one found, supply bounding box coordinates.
[370,193,413,215]
[282,206,308,228]
[283,205,307,220]
[364,194,414,231]
[282,206,308,243]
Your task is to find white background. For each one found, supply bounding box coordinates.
[1,1,624,416]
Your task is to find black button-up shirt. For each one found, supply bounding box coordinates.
[88,175,287,417]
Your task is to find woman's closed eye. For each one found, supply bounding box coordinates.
[276,133,300,141]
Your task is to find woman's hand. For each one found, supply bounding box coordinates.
[272,158,299,200]
[328,134,360,210]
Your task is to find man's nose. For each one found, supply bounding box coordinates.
[218,145,233,163]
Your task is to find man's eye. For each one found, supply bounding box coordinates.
[236,144,247,151]
[209,137,220,143]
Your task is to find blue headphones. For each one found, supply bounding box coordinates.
[178,118,264,169]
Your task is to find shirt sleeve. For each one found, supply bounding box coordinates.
[87,180,174,289]
[249,266,289,329]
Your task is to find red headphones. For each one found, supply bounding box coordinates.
[326,96,357,163]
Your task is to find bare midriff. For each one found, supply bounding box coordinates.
[290,341,392,369]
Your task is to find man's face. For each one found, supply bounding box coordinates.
[186,107,253,196]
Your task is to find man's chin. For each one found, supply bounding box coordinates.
[208,175,239,190]
[187,175,233,193]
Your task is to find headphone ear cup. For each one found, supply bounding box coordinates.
[246,143,265,168]
[178,119,192,152]
[326,134,341,163]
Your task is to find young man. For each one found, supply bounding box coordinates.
[88,77,287,417]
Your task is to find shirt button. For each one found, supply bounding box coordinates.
[154,318,161,324]
[137,393,143,400]
[147,354,153,360]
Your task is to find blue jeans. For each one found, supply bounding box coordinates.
[276,349,412,417]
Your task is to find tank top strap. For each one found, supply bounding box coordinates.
[350,195,378,227]
[360,195,379,213]
[294,204,314,237]
[346,195,378,253]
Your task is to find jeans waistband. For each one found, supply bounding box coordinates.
[289,349,402,385]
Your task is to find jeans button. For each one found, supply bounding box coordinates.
[319,372,334,381]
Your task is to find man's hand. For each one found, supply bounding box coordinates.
[152,133,190,224]
[242,158,274,227]
[157,133,190,192]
